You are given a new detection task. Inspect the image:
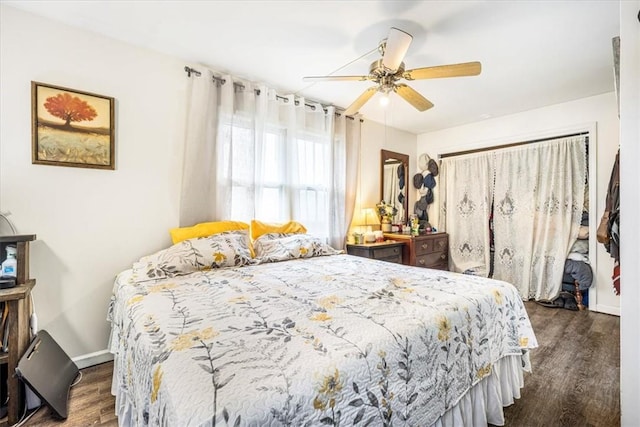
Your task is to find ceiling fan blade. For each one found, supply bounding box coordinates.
[303,75,369,82]
[404,61,482,80]
[394,84,434,112]
[382,27,413,72]
[344,87,378,116]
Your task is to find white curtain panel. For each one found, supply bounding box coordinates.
[331,114,361,249]
[492,136,586,300]
[180,68,359,247]
[441,152,495,276]
[179,69,220,227]
[215,75,258,221]
[279,94,337,244]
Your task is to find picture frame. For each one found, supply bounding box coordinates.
[31,81,115,170]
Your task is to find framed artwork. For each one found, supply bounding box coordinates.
[31,81,115,170]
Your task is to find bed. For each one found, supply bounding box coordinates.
[108,230,537,426]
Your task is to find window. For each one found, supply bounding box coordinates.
[223,118,332,240]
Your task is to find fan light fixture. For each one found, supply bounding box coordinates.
[303,27,482,115]
[379,89,391,107]
[379,93,390,107]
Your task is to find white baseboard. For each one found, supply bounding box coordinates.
[593,304,620,316]
[72,349,114,369]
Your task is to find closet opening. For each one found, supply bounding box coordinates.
[441,132,592,310]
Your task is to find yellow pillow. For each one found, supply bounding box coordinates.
[169,221,249,244]
[250,220,307,242]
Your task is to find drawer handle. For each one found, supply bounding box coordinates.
[418,259,425,265]
[393,248,399,254]
[421,244,428,250]
[440,254,446,260]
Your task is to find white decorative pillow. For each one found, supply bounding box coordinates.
[253,233,341,262]
[132,230,255,282]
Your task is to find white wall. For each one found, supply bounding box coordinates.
[0,6,187,364]
[350,120,417,234]
[417,92,620,315]
[619,2,639,425]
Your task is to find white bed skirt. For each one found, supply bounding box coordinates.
[431,353,528,427]
[111,352,528,427]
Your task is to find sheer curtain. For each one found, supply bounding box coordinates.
[180,68,360,248]
[492,136,586,300]
[440,153,494,276]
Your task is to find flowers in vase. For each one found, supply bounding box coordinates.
[376,200,398,223]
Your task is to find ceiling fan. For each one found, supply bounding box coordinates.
[303,27,482,115]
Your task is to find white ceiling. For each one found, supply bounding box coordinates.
[5,1,620,135]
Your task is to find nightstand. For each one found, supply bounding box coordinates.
[346,241,404,264]
[383,232,449,271]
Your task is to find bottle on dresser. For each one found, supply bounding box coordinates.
[1,245,17,277]
[0,245,18,288]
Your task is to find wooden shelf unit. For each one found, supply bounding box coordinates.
[0,234,36,427]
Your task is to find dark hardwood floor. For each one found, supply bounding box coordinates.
[25,301,619,426]
[24,362,116,427]
[500,302,620,427]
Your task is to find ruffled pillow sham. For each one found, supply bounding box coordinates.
[132,230,255,282]
[253,233,341,263]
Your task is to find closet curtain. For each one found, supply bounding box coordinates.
[179,68,360,248]
[439,135,586,300]
[440,152,494,276]
[492,136,586,300]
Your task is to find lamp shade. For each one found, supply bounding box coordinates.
[362,208,380,226]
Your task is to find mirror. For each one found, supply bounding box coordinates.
[380,149,409,225]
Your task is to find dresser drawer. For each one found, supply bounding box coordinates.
[432,237,448,254]
[415,236,449,256]
[415,252,448,268]
[346,242,404,265]
[372,246,402,260]
[428,261,449,271]
[414,238,434,256]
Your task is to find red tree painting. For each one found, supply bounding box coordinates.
[32,82,114,169]
[43,92,98,129]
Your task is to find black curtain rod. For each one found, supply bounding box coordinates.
[184,66,201,77]
[184,66,361,121]
[439,131,589,159]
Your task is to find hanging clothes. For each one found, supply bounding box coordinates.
[597,149,620,294]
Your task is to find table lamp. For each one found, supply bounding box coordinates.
[363,208,380,243]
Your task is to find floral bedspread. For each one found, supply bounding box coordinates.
[108,254,537,426]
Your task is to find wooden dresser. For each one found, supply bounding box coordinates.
[383,232,449,271]
[346,241,404,264]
